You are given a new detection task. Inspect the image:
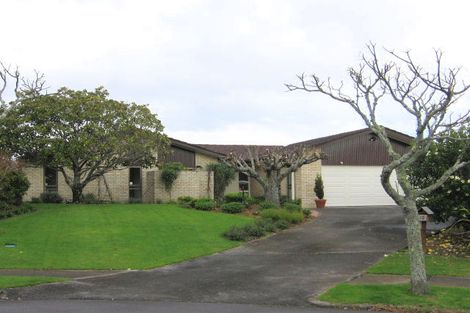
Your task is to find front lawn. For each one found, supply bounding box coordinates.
[0,276,67,288]
[319,283,470,311]
[0,203,253,269]
[319,250,470,312]
[368,251,470,277]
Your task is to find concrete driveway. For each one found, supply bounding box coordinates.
[4,206,407,308]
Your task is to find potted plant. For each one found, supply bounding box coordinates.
[314,174,327,208]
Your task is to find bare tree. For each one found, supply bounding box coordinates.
[0,62,45,108]
[286,44,470,295]
[223,145,324,206]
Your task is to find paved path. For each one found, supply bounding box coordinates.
[3,206,407,308]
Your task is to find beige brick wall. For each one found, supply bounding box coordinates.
[21,154,319,206]
[224,178,240,194]
[280,173,288,196]
[245,171,289,199]
[143,170,155,203]
[23,166,44,201]
[23,165,131,203]
[195,153,219,169]
[295,160,322,208]
[58,168,73,201]
[59,168,129,202]
[249,170,265,197]
[146,169,214,202]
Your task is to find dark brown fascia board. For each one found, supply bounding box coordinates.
[169,138,225,159]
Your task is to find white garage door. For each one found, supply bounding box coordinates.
[322,166,398,206]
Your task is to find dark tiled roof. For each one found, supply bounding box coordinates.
[197,144,282,157]
[195,127,413,156]
[169,138,225,158]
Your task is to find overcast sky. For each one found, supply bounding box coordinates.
[2,0,470,144]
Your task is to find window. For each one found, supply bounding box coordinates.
[44,167,58,193]
[129,167,142,202]
[239,172,250,195]
[166,146,196,168]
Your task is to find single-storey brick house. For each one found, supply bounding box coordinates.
[23,139,224,203]
[22,127,411,208]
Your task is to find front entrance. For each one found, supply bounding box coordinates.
[129,167,142,203]
[44,167,58,193]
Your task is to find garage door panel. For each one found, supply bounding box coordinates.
[323,166,397,206]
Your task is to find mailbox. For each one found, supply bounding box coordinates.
[418,206,434,222]
[418,206,434,250]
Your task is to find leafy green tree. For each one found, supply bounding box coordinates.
[409,128,470,222]
[0,87,169,202]
[206,163,236,200]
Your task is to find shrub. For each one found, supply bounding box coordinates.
[194,198,215,211]
[221,202,245,214]
[0,202,36,220]
[283,198,302,206]
[245,196,264,206]
[314,174,325,199]
[261,208,304,224]
[81,193,99,204]
[207,163,236,199]
[177,196,196,208]
[0,169,30,205]
[283,202,302,212]
[223,223,266,241]
[40,191,63,203]
[409,127,470,222]
[280,195,289,205]
[243,224,266,238]
[302,208,311,218]
[259,200,278,210]
[160,162,185,192]
[224,192,246,203]
[224,225,248,241]
[31,197,41,203]
[273,219,290,230]
[253,196,265,203]
[255,219,277,232]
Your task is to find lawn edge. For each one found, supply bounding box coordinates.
[0,276,69,294]
[309,284,470,313]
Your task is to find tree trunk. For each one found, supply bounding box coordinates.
[72,186,82,203]
[402,200,428,295]
[264,182,281,206]
[72,168,83,203]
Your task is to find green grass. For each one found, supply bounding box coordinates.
[368,251,470,276]
[0,276,67,288]
[319,283,470,311]
[0,203,253,270]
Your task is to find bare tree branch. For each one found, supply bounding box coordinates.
[286,43,470,295]
[223,145,325,205]
[0,62,46,107]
